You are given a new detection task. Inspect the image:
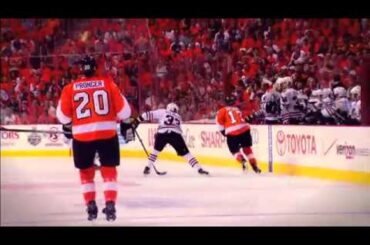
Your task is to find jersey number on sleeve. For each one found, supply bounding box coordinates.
[74,90,109,119]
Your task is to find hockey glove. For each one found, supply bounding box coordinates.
[131,116,144,130]
[62,123,73,139]
[120,121,135,142]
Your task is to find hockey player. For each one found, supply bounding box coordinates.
[321,88,334,107]
[131,103,209,176]
[296,91,308,121]
[247,89,281,124]
[280,88,305,124]
[305,89,324,124]
[216,95,261,173]
[321,86,351,125]
[349,85,361,124]
[56,56,132,221]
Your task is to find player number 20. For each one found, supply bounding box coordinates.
[74,90,109,119]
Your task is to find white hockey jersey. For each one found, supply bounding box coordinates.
[321,97,350,123]
[141,109,183,135]
[335,97,351,115]
[350,100,361,122]
[254,90,281,122]
[280,88,304,123]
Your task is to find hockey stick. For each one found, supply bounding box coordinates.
[0,126,72,135]
[133,128,167,175]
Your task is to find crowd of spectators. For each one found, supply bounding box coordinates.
[1,18,368,124]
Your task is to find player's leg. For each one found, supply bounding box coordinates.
[226,135,247,171]
[144,133,166,175]
[98,135,120,221]
[169,132,209,175]
[72,139,98,221]
[240,131,261,173]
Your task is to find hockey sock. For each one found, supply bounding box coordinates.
[101,166,118,203]
[79,166,96,205]
[242,147,258,167]
[147,150,159,168]
[183,152,201,170]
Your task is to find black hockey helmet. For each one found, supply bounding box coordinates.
[225,95,236,106]
[79,55,97,77]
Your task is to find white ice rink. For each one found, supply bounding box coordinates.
[1,157,370,226]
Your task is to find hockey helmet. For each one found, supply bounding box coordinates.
[166,103,179,113]
[321,88,333,99]
[79,55,97,77]
[333,86,347,99]
[225,95,237,106]
[350,85,361,100]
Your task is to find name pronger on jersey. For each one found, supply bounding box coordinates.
[74,80,105,90]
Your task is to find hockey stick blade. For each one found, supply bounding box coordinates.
[133,127,167,176]
[153,166,167,175]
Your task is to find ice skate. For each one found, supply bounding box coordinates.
[143,166,151,175]
[102,201,116,221]
[86,200,98,221]
[251,164,261,174]
[198,168,209,175]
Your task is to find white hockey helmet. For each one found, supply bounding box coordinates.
[321,88,333,99]
[298,93,308,102]
[166,103,179,113]
[311,89,322,99]
[333,86,347,99]
[350,85,361,100]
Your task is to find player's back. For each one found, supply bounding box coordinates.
[57,76,131,141]
[216,106,250,136]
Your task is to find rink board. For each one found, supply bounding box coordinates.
[1,124,370,185]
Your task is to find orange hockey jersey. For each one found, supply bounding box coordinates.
[56,76,131,141]
[216,106,250,136]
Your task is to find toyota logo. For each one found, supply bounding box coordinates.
[276,130,286,156]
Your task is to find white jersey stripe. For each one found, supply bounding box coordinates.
[117,95,132,120]
[225,123,249,135]
[73,121,117,134]
[56,100,72,124]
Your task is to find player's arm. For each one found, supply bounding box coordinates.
[109,81,134,138]
[142,109,166,121]
[131,109,165,128]
[56,85,73,139]
[111,81,132,121]
[215,109,226,136]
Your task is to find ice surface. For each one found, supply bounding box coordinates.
[1,157,370,226]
